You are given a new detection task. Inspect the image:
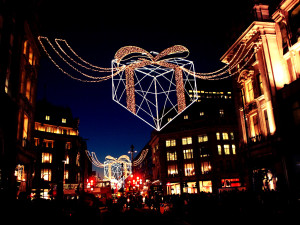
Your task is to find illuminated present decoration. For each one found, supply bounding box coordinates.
[38,36,258,131]
[112,45,198,131]
[86,151,131,190]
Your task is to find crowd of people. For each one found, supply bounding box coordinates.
[2,189,300,224]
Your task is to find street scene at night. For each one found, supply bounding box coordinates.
[1,0,300,224]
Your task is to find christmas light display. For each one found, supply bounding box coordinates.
[38,36,258,130]
[86,151,131,190]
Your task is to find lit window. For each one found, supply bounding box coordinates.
[218,145,222,155]
[199,180,212,193]
[219,109,224,117]
[224,144,230,155]
[200,112,204,116]
[65,155,69,164]
[64,170,69,180]
[43,140,54,148]
[198,135,208,143]
[23,114,29,140]
[184,115,189,119]
[62,118,66,123]
[166,139,176,147]
[184,163,195,176]
[183,149,193,159]
[167,152,177,161]
[168,165,178,176]
[216,132,220,140]
[45,115,50,121]
[42,152,52,163]
[230,132,234,140]
[222,133,229,140]
[65,142,71,150]
[34,138,39,146]
[182,137,192,145]
[41,169,51,181]
[201,161,211,174]
[232,145,236,154]
[25,78,31,100]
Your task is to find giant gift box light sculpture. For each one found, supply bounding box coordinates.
[38,36,257,131]
[112,45,198,131]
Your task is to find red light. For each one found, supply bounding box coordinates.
[166,182,171,186]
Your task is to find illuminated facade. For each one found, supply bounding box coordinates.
[33,100,92,199]
[148,80,243,195]
[221,0,300,193]
[0,1,41,199]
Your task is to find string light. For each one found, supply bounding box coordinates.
[39,36,258,130]
[132,148,149,166]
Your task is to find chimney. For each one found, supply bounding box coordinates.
[253,4,270,21]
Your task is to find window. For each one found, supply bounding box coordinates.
[166,139,176,147]
[183,182,197,194]
[168,165,178,176]
[232,145,236,154]
[65,142,71,150]
[43,140,54,148]
[198,135,208,143]
[219,109,224,117]
[184,115,189,120]
[222,132,229,140]
[182,137,192,145]
[34,138,39,146]
[200,112,204,116]
[62,118,66,123]
[224,144,230,155]
[41,169,51,181]
[45,115,50,121]
[167,152,177,161]
[199,180,212,193]
[218,145,222,155]
[201,161,211,174]
[23,114,29,141]
[65,155,69,164]
[183,149,193,159]
[200,147,210,157]
[230,132,234,140]
[42,153,52,163]
[64,170,69,180]
[245,80,254,103]
[216,132,220,140]
[25,78,31,100]
[184,163,195,176]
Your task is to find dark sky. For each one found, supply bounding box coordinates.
[36,0,255,175]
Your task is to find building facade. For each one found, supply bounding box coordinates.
[0,0,41,199]
[148,80,243,195]
[33,100,92,199]
[220,0,300,194]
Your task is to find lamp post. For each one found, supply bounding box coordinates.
[128,144,137,175]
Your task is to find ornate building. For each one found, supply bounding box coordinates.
[0,0,41,199]
[221,0,300,194]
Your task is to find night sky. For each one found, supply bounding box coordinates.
[36,0,254,175]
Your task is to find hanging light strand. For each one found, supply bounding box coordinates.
[55,38,114,72]
[194,43,246,76]
[38,36,124,82]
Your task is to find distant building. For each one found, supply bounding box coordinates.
[147,80,242,195]
[33,100,92,199]
[220,0,300,194]
[0,0,41,199]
